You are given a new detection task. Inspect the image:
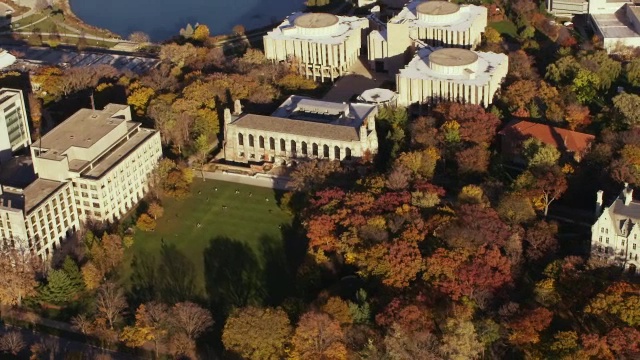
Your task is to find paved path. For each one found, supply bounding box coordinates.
[201,170,294,190]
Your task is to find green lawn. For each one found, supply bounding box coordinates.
[490,20,518,38]
[122,179,304,308]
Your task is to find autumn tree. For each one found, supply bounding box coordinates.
[0,331,24,355]
[507,307,553,346]
[625,57,640,87]
[222,306,292,360]
[81,261,102,290]
[0,248,40,307]
[147,202,164,220]
[290,311,347,359]
[170,301,214,341]
[89,233,124,277]
[322,297,353,325]
[564,103,591,130]
[193,24,210,42]
[502,80,538,112]
[96,282,128,330]
[515,166,568,216]
[130,302,170,358]
[27,93,42,138]
[127,85,155,116]
[585,282,640,327]
[440,317,482,360]
[522,138,561,168]
[136,213,156,232]
[524,220,559,262]
[613,92,640,127]
[497,192,536,225]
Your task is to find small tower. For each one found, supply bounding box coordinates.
[624,183,634,206]
[596,190,603,217]
[224,108,232,125]
[233,99,242,115]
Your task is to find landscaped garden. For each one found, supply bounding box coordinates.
[122,178,305,308]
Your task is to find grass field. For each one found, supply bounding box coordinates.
[122,179,304,307]
[490,20,518,38]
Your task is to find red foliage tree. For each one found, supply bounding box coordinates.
[434,103,501,145]
[507,307,554,346]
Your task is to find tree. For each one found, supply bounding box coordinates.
[290,312,347,360]
[435,103,501,145]
[193,24,210,42]
[456,145,490,175]
[440,317,481,360]
[572,69,600,104]
[171,302,214,340]
[128,31,150,43]
[384,324,441,360]
[222,306,292,360]
[502,80,538,111]
[484,27,502,44]
[147,202,164,220]
[507,307,553,346]
[522,138,561,168]
[120,304,157,349]
[625,58,640,87]
[524,221,559,262]
[322,297,353,325]
[81,261,102,290]
[497,193,536,225]
[613,92,640,127]
[127,86,155,116]
[72,314,94,335]
[564,103,591,130]
[0,331,24,355]
[0,248,39,306]
[96,282,128,330]
[136,213,156,232]
[27,93,42,138]
[515,166,568,216]
[90,233,124,276]
[585,282,640,327]
[39,269,82,304]
[508,50,538,81]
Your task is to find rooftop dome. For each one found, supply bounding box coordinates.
[429,48,479,75]
[292,13,341,36]
[416,1,461,23]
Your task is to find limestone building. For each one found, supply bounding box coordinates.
[263,12,369,81]
[590,1,640,52]
[0,88,31,162]
[30,104,162,223]
[224,96,378,164]
[591,184,640,274]
[368,0,487,73]
[396,47,508,107]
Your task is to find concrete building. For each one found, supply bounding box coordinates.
[546,0,589,16]
[0,88,30,162]
[223,96,379,164]
[590,1,640,52]
[358,88,398,107]
[263,12,368,81]
[0,49,16,70]
[30,104,162,223]
[396,47,508,107]
[368,0,487,73]
[592,183,640,274]
[499,120,595,164]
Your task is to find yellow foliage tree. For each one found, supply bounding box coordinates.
[81,262,102,290]
[127,87,155,116]
[137,213,156,232]
[193,25,210,42]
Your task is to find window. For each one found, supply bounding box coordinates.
[601,227,604,232]
[238,133,244,146]
[634,244,637,250]
[280,139,286,151]
[259,136,264,149]
[249,135,254,147]
[606,238,609,244]
[270,138,275,150]
[606,228,609,234]
[622,240,625,246]
[599,236,602,242]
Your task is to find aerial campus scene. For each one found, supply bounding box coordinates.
[0,0,638,358]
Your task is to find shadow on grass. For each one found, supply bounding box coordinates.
[129,241,198,305]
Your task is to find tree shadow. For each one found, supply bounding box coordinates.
[128,254,157,305]
[203,237,264,315]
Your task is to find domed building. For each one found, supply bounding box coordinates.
[396,47,508,106]
[263,12,369,82]
[368,0,487,73]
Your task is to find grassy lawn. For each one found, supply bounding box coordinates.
[490,20,518,38]
[122,179,304,308]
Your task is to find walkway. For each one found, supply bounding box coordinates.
[201,170,294,191]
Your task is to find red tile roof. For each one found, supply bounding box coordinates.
[499,120,595,154]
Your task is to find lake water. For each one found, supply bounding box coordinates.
[69,0,305,41]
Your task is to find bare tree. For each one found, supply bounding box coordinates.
[170,302,213,340]
[96,282,127,329]
[0,331,25,355]
[71,314,93,335]
[0,247,41,307]
[128,31,150,43]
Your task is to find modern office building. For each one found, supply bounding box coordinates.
[546,0,588,16]
[0,104,162,259]
[590,1,640,52]
[223,96,379,164]
[263,12,369,81]
[592,183,640,274]
[368,0,487,73]
[396,47,508,107]
[0,88,31,162]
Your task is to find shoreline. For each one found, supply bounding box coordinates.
[59,0,120,39]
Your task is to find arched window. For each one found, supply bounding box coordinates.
[249,134,254,147]
[280,139,286,151]
[312,143,318,157]
[323,145,329,158]
[238,133,244,146]
[269,137,275,150]
[334,146,341,160]
[345,147,352,160]
[259,136,265,149]
[291,140,297,154]
[302,142,308,156]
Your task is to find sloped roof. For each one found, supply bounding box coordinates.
[499,120,595,154]
[230,114,361,142]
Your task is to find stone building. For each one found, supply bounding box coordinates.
[368,0,487,73]
[223,96,378,164]
[263,12,368,81]
[0,88,30,162]
[592,184,640,274]
[590,1,640,53]
[396,47,508,107]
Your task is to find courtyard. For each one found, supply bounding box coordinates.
[122,178,305,307]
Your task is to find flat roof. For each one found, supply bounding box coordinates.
[0,156,36,188]
[0,88,21,106]
[23,178,66,213]
[430,48,478,66]
[294,13,339,28]
[37,104,130,160]
[359,88,397,103]
[84,128,157,178]
[591,6,640,39]
[265,12,368,45]
[399,47,507,85]
[416,1,460,15]
[389,0,486,31]
[272,95,377,125]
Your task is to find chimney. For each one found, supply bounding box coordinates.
[596,190,603,217]
[233,99,242,115]
[224,108,232,125]
[624,183,634,206]
[359,125,367,141]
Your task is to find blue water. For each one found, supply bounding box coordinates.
[70,0,304,41]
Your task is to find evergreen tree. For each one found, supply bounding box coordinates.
[61,256,85,291]
[39,269,81,305]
